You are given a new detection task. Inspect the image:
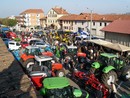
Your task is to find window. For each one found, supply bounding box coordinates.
[104,22,107,26]
[82,22,84,25]
[75,21,77,24]
[100,22,102,26]
[16,43,20,46]
[93,22,95,26]
[9,43,14,45]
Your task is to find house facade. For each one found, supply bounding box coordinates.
[20,9,44,30]
[101,20,130,47]
[15,15,25,31]
[46,6,69,29]
[40,17,47,28]
[59,13,130,38]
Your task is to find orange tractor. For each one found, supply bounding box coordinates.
[20,46,53,70]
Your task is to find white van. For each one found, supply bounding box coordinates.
[8,41,21,50]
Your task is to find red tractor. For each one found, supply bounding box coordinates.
[20,46,54,70]
[28,55,65,89]
[68,69,109,98]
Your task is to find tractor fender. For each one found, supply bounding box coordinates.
[91,62,100,69]
[102,66,115,73]
[21,54,34,61]
[52,63,63,71]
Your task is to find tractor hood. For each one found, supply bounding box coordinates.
[43,77,69,89]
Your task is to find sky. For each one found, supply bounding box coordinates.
[0,0,130,18]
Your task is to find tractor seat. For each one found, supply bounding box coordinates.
[41,66,51,77]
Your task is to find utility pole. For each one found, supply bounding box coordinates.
[87,8,93,40]
[90,9,92,40]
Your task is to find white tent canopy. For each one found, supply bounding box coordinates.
[87,39,130,52]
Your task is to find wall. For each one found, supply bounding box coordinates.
[105,32,130,47]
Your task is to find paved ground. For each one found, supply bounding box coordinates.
[0,38,42,98]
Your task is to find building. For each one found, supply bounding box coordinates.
[40,17,47,28]
[46,6,69,29]
[15,15,25,31]
[58,14,89,32]
[15,15,24,26]
[101,20,130,47]
[20,9,44,30]
[8,15,16,19]
[59,13,130,38]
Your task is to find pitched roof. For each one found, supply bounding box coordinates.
[20,9,44,15]
[52,7,68,14]
[59,13,130,22]
[59,14,89,21]
[101,20,130,34]
[40,17,47,20]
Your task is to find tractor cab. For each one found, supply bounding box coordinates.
[77,52,87,63]
[29,55,65,77]
[97,53,124,69]
[66,45,77,54]
[29,56,65,89]
[40,77,89,98]
[23,46,43,56]
[91,53,130,88]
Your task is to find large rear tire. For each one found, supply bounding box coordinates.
[101,70,117,88]
[23,59,34,71]
[122,66,130,81]
[89,67,96,74]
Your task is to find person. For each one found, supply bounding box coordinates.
[59,43,66,63]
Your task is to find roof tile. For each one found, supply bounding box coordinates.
[52,7,68,14]
[101,20,130,34]
[20,9,44,15]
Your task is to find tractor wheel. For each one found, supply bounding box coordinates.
[56,69,65,77]
[89,67,96,74]
[101,70,117,88]
[122,66,130,81]
[23,59,34,71]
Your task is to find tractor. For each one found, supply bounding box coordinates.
[90,53,130,88]
[20,46,54,70]
[63,45,78,69]
[28,55,65,89]
[40,77,90,98]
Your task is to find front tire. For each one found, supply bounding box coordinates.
[101,70,117,88]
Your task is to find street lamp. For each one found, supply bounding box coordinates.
[87,8,93,40]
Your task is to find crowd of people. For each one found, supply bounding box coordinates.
[19,30,130,65]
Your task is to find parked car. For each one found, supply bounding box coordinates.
[8,41,21,50]
[34,42,50,48]
[21,41,29,48]
[29,39,44,45]
[6,31,17,40]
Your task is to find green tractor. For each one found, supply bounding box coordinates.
[40,77,90,98]
[90,53,130,88]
